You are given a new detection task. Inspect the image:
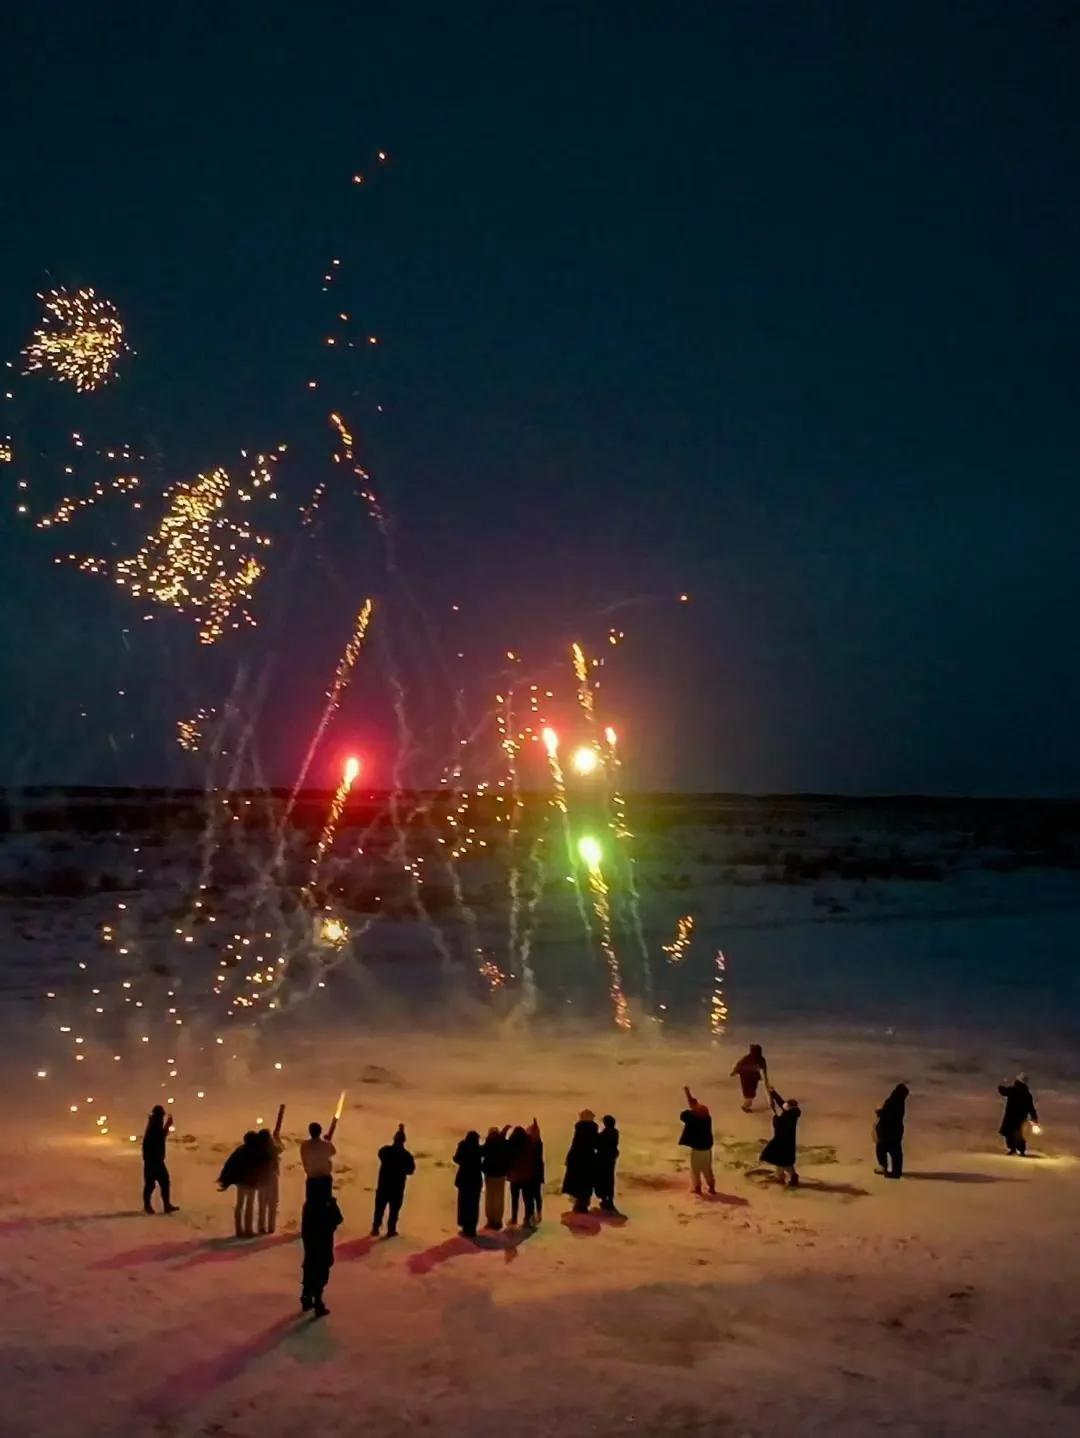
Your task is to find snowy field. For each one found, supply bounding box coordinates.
[1,790,1079,1436]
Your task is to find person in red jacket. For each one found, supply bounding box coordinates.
[730,1044,768,1112]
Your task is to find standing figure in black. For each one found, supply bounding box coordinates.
[453,1130,483,1238]
[562,1109,599,1214]
[371,1123,415,1237]
[595,1114,620,1213]
[760,1088,801,1187]
[874,1083,909,1179]
[523,1118,545,1226]
[256,1105,285,1234]
[482,1124,512,1231]
[142,1105,178,1214]
[998,1073,1038,1156]
[300,1177,342,1318]
[218,1130,264,1237]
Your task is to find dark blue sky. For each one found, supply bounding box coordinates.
[2,1,1079,794]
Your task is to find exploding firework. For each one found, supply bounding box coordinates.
[37,473,139,529]
[23,288,126,392]
[571,744,600,776]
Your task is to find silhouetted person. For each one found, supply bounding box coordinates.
[300,1120,336,1197]
[218,1130,264,1236]
[998,1073,1038,1156]
[301,1180,342,1318]
[595,1114,620,1212]
[562,1109,599,1214]
[524,1118,545,1225]
[731,1044,768,1112]
[507,1119,545,1226]
[874,1083,909,1179]
[761,1087,801,1186]
[454,1130,483,1238]
[679,1087,715,1195]
[256,1107,285,1233]
[482,1124,512,1230]
[142,1105,178,1214]
[371,1123,415,1237]
[507,1125,530,1225]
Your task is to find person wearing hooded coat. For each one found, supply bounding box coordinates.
[218,1130,266,1236]
[731,1045,768,1112]
[594,1114,620,1212]
[453,1130,483,1238]
[142,1105,179,1214]
[562,1110,599,1214]
[300,1179,343,1318]
[874,1083,909,1178]
[760,1088,801,1186]
[678,1087,716,1196]
[371,1123,415,1237]
[482,1124,512,1230]
[998,1074,1038,1155]
[256,1108,285,1234]
[507,1119,545,1226]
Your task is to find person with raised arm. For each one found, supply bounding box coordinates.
[998,1073,1038,1156]
[256,1104,286,1233]
[761,1087,801,1187]
[142,1104,179,1214]
[678,1086,716,1196]
[300,1119,337,1197]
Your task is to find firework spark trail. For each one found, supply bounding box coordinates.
[604,725,654,1016]
[571,641,597,728]
[541,726,594,948]
[512,829,547,1020]
[36,474,139,528]
[498,688,527,984]
[578,838,631,1030]
[662,913,695,963]
[305,755,361,893]
[710,949,729,1035]
[23,287,126,392]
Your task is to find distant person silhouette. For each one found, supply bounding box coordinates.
[508,1119,545,1226]
[218,1130,264,1237]
[453,1130,483,1238]
[482,1124,512,1230]
[371,1124,415,1237]
[301,1179,342,1318]
[731,1045,768,1112]
[874,1083,909,1179]
[761,1088,801,1186]
[562,1110,599,1214]
[679,1087,716,1195]
[300,1121,336,1197]
[256,1109,285,1233]
[998,1073,1038,1156]
[142,1105,178,1214]
[595,1114,620,1213]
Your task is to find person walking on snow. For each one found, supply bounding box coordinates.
[998,1073,1038,1156]
[731,1044,768,1112]
[371,1123,415,1237]
[679,1087,716,1195]
[874,1083,908,1179]
[300,1181,342,1318]
[142,1105,179,1214]
[761,1088,801,1187]
[482,1124,512,1230]
[454,1130,483,1238]
[218,1130,264,1237]
[595,1114,620,1213]
[562,1109,600,1214]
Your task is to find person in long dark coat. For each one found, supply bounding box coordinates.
[142,1105,178,1214]
[371,1123,415,1237]
[595,1114,620,1212]
[524,1118,545,1225]
[300,1178,342,1318]
[507,1125,531,1226]
[874,1083,909,1179]
[760,1088,801,1186]
[731,1045,768,1112]
[453,1130,483,1238]
[256,1110,285,1234]
[562,1110,599,1214]
[998,1073,1038,1155]
[218,1130,265,1236]
[482,1124,512,1230]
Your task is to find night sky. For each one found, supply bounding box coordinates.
[2,2,1079,795]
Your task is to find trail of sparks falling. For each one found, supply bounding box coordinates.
[177,707,216,753]
[542,726,594,948]
[306,756,361,891]
[578,839,631,1030]
[710,949,729,1035]
[571,641,597,727]
[36,474,139,529]
[662,914,695,964]
[603,725,654,1015]
[22,287,126,392]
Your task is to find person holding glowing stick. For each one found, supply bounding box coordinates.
[998,1073,1039,1156]
[301,1099,341,1198]
[142,1104,178,1214]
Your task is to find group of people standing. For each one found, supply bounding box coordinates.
[138,1047,1044,1320]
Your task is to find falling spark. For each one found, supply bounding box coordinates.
[177,707,216,753]
[662,914,695,964]
[308,754,362,882]
[571,642,596,727]
[36,474,139,529]
[23,287,126,392]
[577,836,631,1030]
[710,950,728,1035]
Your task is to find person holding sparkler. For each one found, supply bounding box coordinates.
[371,1123,415,1238]
[256,1105,285,1233]
[301,1118,337,1196]
[761,1088,801,1187]
[141,1105,178,1214]
[998,1073,1039,1156]
[678,1087,716,1196]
